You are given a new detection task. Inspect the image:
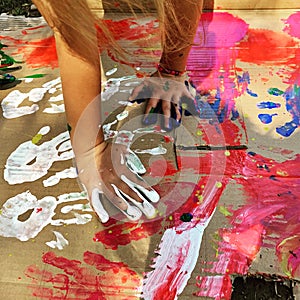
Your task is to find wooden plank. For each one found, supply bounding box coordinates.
[88,0,300,13]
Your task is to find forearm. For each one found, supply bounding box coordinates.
[33,0,103,151]
[160,0,203,72]
[54,30,103,147]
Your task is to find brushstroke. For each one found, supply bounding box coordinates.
[143,215,214,300]
[257,101,281,109]
[258,113,277,124]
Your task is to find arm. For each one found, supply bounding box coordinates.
[159,0,203,73]
[33,0,103,151]
[130,0,203,130]
[32,0,160,223]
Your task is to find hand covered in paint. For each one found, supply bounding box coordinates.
[129,71,198,131]
[75,141,160,223]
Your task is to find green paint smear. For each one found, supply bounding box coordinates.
[219,205,233,217]
[268,88,284,96]
[31,133,43,144]
[25,74,46,79]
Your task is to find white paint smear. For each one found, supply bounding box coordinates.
[61,203,92,214]
[0,191,90,241]
[134,145,167,155]
[43,167,77,187]
[43,103,65,114]
[116,110,129,121]
[105,67,118,76]
[4,128,73,184]
[143,213,214,300]
[1,77,62,119]
[101,75,136,102]
[1,90,39,118]
[49,94,64,102]
[46,231,69,250]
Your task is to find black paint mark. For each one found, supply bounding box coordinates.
[180,213,193,222]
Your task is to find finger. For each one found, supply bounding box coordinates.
[121,174,160,203]
[172,95,182,123]
[125,149,146,175]
[161,100,172,131]
[90,188,110,223]
[128,83,145,102]
[112,183,156,219]
[111,184,142,221]
[143,98,161,125]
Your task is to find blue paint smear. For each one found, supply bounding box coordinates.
[276,121,298,137]
[258,113,277,124]
[246,88,258,97]
[257,101,281,109]
[276,84,300,137]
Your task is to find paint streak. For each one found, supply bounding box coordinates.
[25,251,141,299]
[257,101,281,109]
[1,77,61,118]
[43,167,77,187]
[94,218,163,250]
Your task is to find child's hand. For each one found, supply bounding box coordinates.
[75,141,160,223]
[129,71,198,131]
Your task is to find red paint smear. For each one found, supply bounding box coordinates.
[237,29,297,66]
[222,224,263,260]
[17,36,58,69]
[0,34,58,69]
[283,12,300,39]
[94,220,163,250]
[151,241,191,300]
[25,251,140,299]
[195,153,300,298]
[100,19,158,42]
[21,25,48,35]
[93,176,225,249]
[277,235,300,277]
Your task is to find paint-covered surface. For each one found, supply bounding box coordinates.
[0,9,300,300]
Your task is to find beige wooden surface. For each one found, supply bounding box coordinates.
[88,0,300,13]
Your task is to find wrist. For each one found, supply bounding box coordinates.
[157,63,186,77]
